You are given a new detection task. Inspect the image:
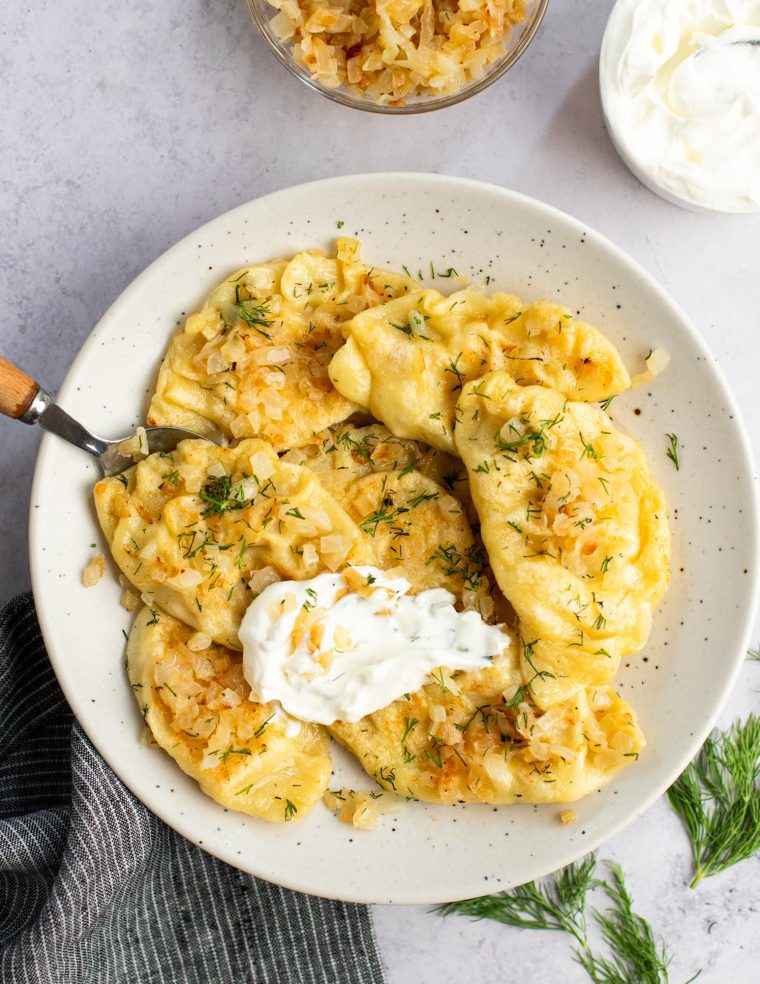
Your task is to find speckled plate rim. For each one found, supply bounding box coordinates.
[29,173,760,903]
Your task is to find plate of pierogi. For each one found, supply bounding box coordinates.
[29,173,759,903]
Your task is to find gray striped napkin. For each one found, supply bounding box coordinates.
[0,594,385,984]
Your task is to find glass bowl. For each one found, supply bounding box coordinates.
[246,0,550,114]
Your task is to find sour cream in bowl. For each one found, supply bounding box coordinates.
[600,0,760,213]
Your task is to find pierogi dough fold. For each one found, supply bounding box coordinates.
[329,649,645,805]
[94,437,375,650]
[286,423,507,621]
[455,371,670,707]
[328,287,630,453]
[148,238,417,450]
[128,606,331,822]
[282,422,473,518]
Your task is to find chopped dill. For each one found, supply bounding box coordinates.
[666,433,680,470]
[253,713,275,739]
[238,299,273,339]
[200,475,249,517]
[359,499,408,536]
[444,353,466,392]
[430,668,450,693]
[408,490,439,508]
[398,458,421,479]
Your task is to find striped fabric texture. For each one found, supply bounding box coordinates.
[0,594,386,984]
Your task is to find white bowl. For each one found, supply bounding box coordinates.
[29,173,760,903]
[599,0,760,214]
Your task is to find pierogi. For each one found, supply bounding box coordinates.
[128,606,331,822]
[94,241,671,825]
[329,652,645,804]
[94,437,375,650]
[328,287,630,453]
[149,239,417,450]
[455,371,670,707]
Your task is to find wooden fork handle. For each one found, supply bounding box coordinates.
[0,356,42,420]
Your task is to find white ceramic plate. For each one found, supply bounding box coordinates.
[30,173,759,904]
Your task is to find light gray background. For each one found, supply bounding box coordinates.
[1,2,758,981]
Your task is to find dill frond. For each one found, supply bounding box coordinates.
[434,856,699,984]
[747,643,760,661]
[665,433,680,470]
[574,863,676,984]
[433,855,598,947]
[667,714,760,887]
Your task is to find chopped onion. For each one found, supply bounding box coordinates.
[220,688,242,707]
[220,335,246,364]
[631,347,671,387]
[261,369,286,391]
[249,566,281,594]
[230,479,258,502]
[319,534,346,555]
[230,414,250,438]
[117,426,149,461]
[271,9,296,40]
[82,554,105,587]
[255,346,292,366]
[192,654,216,680]
[178,463,202,493]
[646,347,670,375]
[205,351,228,375]
[264,402,284,421]
[249,451,275,481]
[261,387,286,409]
[220,303,240,326]
[167,569,204,589]
[302,506,331,532]
[138,540,158,562]
[345,294,367,314]
[120,588,139,612]
[301,542,318,566]
[187,631,212,653]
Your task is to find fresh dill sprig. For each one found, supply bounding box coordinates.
[666,714,760,887]
[575,863,682,984]
[434,855,597,947]
[747,643,760,661]
[434,857,697,984]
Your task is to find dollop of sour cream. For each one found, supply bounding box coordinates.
[601,0,760,212]
[240,567,511,725]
